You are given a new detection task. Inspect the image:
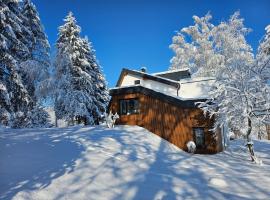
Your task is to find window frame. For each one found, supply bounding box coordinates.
[119,98,140,115]
[134,80,141,85]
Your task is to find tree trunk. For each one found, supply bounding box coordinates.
[76,116,80,125]
[69,118,74,126]
[258,131,262,140]
[267,125,270,140]
[246,118,255,161]
[55,115,58,127]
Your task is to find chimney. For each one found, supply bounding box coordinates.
[140,67,147,73]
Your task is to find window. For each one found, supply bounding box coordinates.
[134,80,140,85]
[193,128,205,148]
[119,99,139,115]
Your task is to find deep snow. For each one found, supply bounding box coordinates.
[0,125,270,200]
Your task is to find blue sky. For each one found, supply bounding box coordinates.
[32,0,270,87]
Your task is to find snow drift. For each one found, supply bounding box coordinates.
[0,125,270,200]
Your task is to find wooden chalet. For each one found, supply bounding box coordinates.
[109,68,224,154]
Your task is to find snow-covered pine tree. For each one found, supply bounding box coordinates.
[15,0,51,127]
[82,37,110,124]
[54,12,98,125]
[28,105,51,128]
[0,82,11,126]
[0,0,33,127]
[0,0,30,62]
[21,0,50,65]
[20,0,50,102]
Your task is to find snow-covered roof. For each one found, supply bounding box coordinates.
[152,68,191,81]
[179,77,215,100]
[110,85,200,108]
[116,68,180,88]
[180,76,215,83]
[151,68,190,76]
[111,78,215,102]
[132,69,180,84]
[113,67,215,101]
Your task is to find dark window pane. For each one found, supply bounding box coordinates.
[134,80,140,85]
[134,99,139,113]
[128,100,135,114]
[193,128,205,147]
[120,100,127,115]
[119,99,139,115]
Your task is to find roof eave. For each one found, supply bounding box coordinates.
[110,85,206,108]
[116,68,180,88]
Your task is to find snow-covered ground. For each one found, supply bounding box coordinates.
[0,126,269,200]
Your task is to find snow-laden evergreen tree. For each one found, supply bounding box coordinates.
[0,82,11,126]
[21,0,50,65]
[82,37,110,124]
[0,0,30,61]
[28,105,51,128]
[198,13,269,162]
[20,0,50,101]
[0,0,34,127]
[18,0,51,127]
[0,0,50,128]
[54,12,99,125]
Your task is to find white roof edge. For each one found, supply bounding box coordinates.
[130,69,180,84]
[109,85,209,101]
[180,77,216,84]
[109,85,140,91]
[152,68,190,75]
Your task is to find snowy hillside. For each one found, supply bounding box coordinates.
[0,126,270,200]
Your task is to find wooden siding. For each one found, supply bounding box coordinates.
[110,92,223,154]
[267,125,270,140]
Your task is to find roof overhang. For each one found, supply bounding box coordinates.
[110,85,206,108]
[152,68,189,75]
[116,68,180,88]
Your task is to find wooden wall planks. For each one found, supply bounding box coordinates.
[110,92,223,154]
[267,125,270,140]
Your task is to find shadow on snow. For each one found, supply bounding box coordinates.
[0,125,270,199]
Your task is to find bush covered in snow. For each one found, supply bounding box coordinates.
[105,112,119,128]
[187,141,196,153]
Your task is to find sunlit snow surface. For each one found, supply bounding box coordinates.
[0,125,270,200]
